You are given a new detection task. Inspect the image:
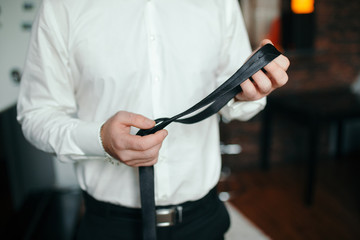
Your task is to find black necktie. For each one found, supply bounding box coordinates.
[136,44,282,240]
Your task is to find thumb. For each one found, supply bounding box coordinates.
[116,111,155,130]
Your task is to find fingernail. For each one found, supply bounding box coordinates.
[163,130,168,137]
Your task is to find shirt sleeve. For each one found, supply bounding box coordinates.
[217,0,266,122]
[16,0,105,163]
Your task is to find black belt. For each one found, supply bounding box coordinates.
[83,188,218,227]
[136,44,282,240]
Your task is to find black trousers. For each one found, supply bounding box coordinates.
[76,188,230,240]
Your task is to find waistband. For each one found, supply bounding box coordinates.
[82,187,218,226]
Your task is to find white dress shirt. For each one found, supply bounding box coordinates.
[17,0,266,208]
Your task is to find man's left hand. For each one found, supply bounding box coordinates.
[235,39,290,101]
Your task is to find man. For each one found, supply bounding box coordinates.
[17,0,289,239]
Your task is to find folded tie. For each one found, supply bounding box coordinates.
[137,44,282,240]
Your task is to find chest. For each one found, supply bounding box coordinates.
[68,1,224,80]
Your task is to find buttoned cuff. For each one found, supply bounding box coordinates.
[220,97,267,122]
[72,121,106,157]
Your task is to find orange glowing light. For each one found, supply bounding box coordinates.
[291,0,315,14]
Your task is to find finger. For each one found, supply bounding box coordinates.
[133,158,159,167]
[242,39,274,65]
[118,142,162,163]
[260,39,273,47]
[119,154,157,167]
[125,153,159,166]
[251,70,273,94]
[239,79,259,100]
[263,61,289,88]
[115,111,155,130]
[124,129,168,151]
[259,39,290,71]
[252,39,273,53]
[273,54,290,71]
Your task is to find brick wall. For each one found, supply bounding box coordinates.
[287,0,360,91]
[221,0,360,170]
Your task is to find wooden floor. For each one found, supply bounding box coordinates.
[218,155,360,240]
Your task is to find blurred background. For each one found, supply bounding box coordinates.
[0,0,359,239]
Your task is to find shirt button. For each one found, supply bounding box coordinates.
[153,76,160,83]
[150,35,156,41]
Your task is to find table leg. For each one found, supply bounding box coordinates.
[260,106,272,171]
[305,120,319,206]
[335,120,344,160]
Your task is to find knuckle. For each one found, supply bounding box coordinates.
[144,148,158,159]
[266,61,277,72]
[112,139,123,150]
[115,111,125,120]
[126,162,136,167]
[283,56,290,69]
[260,80,272,93]
[283,72,289,83]
[277,72,289,86]
[134,140,147,151]
[143,159,158,167]
[118,151,130,162]
[154,133,165,144]
[276,55,290,70]
[244,86,257,99]
[128,112,137,123]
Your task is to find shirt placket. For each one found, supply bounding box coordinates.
[146,0,171,204]
[146,0,162,117]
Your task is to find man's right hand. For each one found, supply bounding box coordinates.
[100,111,168,167]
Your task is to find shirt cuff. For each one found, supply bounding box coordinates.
[220,97,267,122]
[72,121,106,157]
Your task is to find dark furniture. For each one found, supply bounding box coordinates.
[260,87,360,205]
[4,189,82,240]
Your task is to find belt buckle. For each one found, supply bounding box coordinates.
[156,206,183,227]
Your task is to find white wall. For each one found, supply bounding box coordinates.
[0,0,42,112]
[0,0,79,209]
[240,0,280,47]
